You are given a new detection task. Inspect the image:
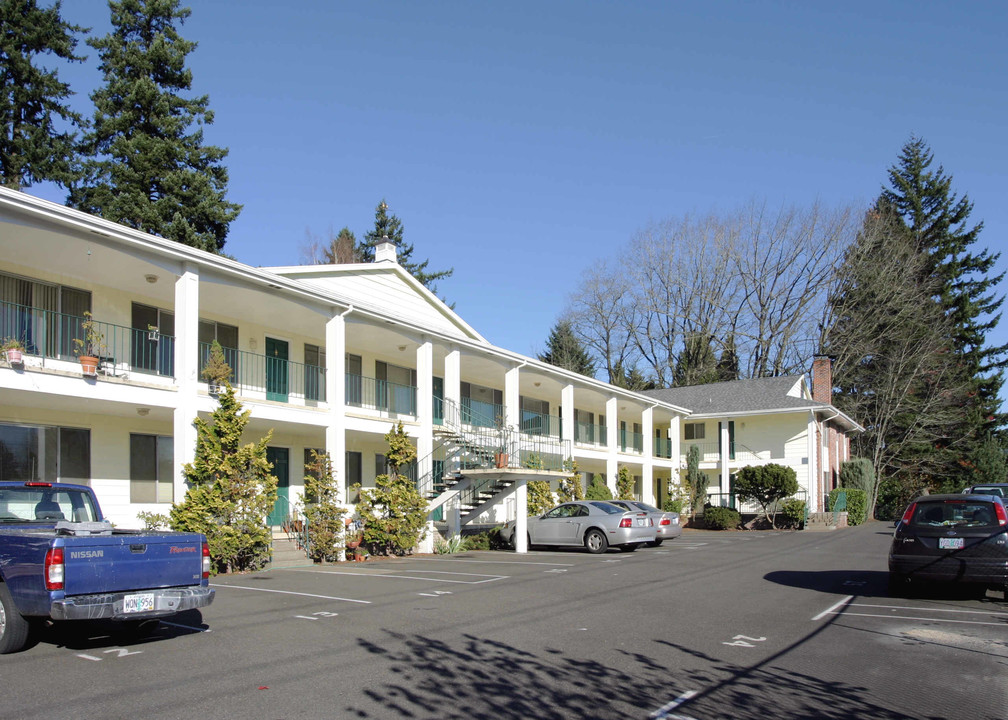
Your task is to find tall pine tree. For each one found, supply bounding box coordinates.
[539,319,596,377]
[69,0,240,253]
[362,199,453,293]
[0,0,86,189]
[881,137,1007,484]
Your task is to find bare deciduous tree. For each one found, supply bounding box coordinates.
[300,226,360,265]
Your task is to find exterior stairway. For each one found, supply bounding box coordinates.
[269,528,310,568]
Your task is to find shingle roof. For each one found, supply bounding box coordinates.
[642,375,831,416]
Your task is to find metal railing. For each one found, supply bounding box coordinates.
[345,373,417,416]
[575,422,607,447]
[706,489,809,520]
[654,437,673,459]
[619,429,644,454]
[519,411,561,439]
[1,300,176,377]
[198,342,326,403]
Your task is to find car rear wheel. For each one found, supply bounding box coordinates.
[649,539,664,547]
[0,582,31,654]
[584,529,608,554]
[619,543,638,553]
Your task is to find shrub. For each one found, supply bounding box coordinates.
[781,499,806,529]
[685,444,706,518]
[301,451,347,563]
[827,487,868,526]
[616,466,634,500]
[433,535,466,554]
[840,458,875,495]
[703,506,741,530]
[527,480,555,516]
[585,474,613,501]
[356,421,428,556]
[663,497,684,514]
[557,458,584,502]
[734,463,799,528]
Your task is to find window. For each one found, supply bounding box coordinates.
[0,270,91,359]
[346,353,363,406]
[199,319,239,382]
[684,422,705,440]
[461,382,502,427]
[130,434,173,503]
[376,360,417,415]
[345,451,361,504]
[132,302,174,376]
[304,344,326,402]
[0,422,90,483]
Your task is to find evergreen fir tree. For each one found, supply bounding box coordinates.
[0,0,86,189]
[363,199,453,293]
[673,333,718,386]
[539,319,596,377]
[715,333,739,383]
[881,137,1007,482]
[69,0,240,253]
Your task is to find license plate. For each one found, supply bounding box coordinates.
[938,537,964,550]
[636,518,647,526]
[123,593,155,614]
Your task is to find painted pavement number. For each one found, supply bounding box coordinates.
[295,610,340,621]
[722,634,767,648]
[77,647,143,662]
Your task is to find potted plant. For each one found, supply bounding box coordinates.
[147,323,159,342]
[494,414,509,468]
[2,337,25,366]
[72,312,106,377]
[201,339,232,394]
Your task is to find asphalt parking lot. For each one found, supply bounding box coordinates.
[2,524,1006,720]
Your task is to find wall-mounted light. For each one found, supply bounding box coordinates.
[533,381,541,387]
[136,407,150,416]
[398,345,407,352]
[144,274,158,284]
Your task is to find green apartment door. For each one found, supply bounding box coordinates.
[266,447,289,526]
[265,337,288,402]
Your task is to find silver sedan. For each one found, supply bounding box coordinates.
[607,500,682,546]
[501,500,655,554]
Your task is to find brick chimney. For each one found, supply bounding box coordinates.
[811,355,833,404]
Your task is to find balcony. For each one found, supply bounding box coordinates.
[575,422,607,448]
[654,437,673,459]
[1,301,174,378]
[345,372,417,417]
[198,342,325,404]
[619,429,644,454]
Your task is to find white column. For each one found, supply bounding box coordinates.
[606,396,618,493]
[807,410,819,511]
[514,478,528,553]
[719,417,730,499]
[504,364,521,464]
[670,414,682,491]
[172,265,199,502]
[561,384,574,450]
[326,311,348,504]
[416,338,433,466]
[642,407,655,504]
[445,347,461,428]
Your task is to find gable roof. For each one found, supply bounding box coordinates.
[643,375,863,431]
[266,262,486,343]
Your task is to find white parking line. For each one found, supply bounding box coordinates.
[835,612,1007,627]
[290,568,508,584]
[427,558,576,566]
[812,595,853,621]
[649,690,699,719]
[850,603,1008,617]
[211,583,372,604]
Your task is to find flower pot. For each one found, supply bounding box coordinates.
[79,355,99,377]
[495,452,509,469]
[4,349,23,366]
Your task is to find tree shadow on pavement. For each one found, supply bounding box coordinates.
[345,625,924,720]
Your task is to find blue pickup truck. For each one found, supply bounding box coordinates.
[0,481,214,654]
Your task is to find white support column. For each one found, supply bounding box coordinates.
[642,406,655,505]
[326,310,348,504]
[504,364,521,463]
[670,415,681,489]
[416,338,433,468]
[172,265,199,502]
[606,396,618,493]
[807,410,818,511]
[719,417,730,499]
[561,384,574,450]
[445,347,461,428]
[514,478,528,553]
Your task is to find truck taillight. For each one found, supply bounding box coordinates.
[619,517,632,528]
[900,502,917,526]
[44,547,64,590]
[202,541,211,579]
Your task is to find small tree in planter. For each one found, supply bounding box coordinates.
[2,337,25,366]
[72,311,106,375]
[355,421,428,556]
[201,340,232,393]
[169,383,277,573]
[616,466,634,500]
[301,450,347,562]
[734,463,799,529]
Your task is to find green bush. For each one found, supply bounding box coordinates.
[585,474,613,501]
[840,458,875,495]
[827,487,867,526]
[616,466,634,500]
[527,480,555,516]
[734,463,799,528]
[663,497,684,514]
[781,499,806,528]
[703,506,741,530]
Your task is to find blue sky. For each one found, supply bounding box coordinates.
[33,1,1008,398]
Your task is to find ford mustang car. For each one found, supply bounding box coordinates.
[606,500,682,545]
[500,501,655,553]
[888,493,1008,597]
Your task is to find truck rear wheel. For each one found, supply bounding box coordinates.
[0,582,31,654]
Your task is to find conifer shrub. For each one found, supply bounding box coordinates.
[585,474,613,501]
[703,506,741,530]
[829,487,867,525]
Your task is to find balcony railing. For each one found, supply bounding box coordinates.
[519,411,561,439]
[1,301,175,377]
[574,422,607,447]
[345,373,417,417]
[654,437,673,459]
[619,429,644,454]
[682,441,770,464]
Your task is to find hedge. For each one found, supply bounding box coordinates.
[828,487,867,526]
[703,506,741,530]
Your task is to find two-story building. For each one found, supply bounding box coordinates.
[1,188,698,552]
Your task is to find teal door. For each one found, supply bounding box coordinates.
[265,337,288,402]
[266,447,290,526]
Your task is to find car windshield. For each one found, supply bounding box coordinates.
[909,500,999,529]
[0,486,100,523]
